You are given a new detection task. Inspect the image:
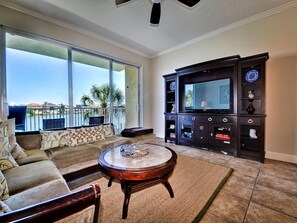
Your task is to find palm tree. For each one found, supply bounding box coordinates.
[81,84,124,121]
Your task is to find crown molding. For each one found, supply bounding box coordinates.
[0,1,151,58]
[1,0,297,59]
[153,0,297,58]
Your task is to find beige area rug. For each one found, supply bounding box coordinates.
[75,154,232,223]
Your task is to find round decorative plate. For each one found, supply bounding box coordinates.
[169,82,175,91]
[245,69,259,83]
[120,144,150,158]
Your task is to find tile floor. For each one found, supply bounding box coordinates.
[156,139,297,223]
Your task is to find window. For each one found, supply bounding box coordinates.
[72,50,110,126]
[112,62,139,131]
[2,28,140,132]
[6,33,69,130]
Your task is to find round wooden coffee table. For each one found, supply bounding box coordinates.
[98,143,177,219]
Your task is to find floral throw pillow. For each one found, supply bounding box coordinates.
[40,130,70,150]
[0,171,9,200]
[0,136,19,171]
[4,118,27,160]
[68,126,105,147]
[102,124,114,138]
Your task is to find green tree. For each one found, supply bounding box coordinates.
[81,84,124,121]
[185,89,193,107]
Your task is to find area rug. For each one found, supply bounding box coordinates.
[75,154,232,223]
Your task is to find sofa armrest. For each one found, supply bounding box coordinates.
[0,184,101,223]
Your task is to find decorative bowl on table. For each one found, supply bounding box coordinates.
[120,144,150,158]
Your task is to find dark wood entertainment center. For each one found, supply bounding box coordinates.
[163,53,269,162]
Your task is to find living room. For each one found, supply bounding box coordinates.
[0,0,296,222]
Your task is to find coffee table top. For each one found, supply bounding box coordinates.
[98,144,177,181]
[100,144,174,169]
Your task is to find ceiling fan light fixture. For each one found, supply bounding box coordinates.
[177,0,200,7]
[115,0,131,6]
[150,0,161,25]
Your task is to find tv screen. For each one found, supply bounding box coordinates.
[184,78,231,113]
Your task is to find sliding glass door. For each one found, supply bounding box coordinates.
[3,28,140,132]
[72,50,110,126]
[5,32,69,130]
[112,62,139,133]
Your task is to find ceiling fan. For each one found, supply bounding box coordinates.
[115,0,201,25]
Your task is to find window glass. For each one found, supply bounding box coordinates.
[72,51,110,126]
[6,33,68,131]
[4,30,140,132]
[112,62,139,133]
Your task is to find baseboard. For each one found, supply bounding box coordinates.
[265,151,297,164]
[156,133,164,138]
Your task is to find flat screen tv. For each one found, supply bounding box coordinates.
[184,78,232,113]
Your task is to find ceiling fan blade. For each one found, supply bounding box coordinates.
[115,0,131,6]
[150,3,161,25]
[177,0,200,7]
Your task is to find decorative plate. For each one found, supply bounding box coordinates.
[245,69,259,83]
[120,144,150,158]
[169,82,175,91]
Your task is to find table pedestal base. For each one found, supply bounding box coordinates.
[108,172,174,219]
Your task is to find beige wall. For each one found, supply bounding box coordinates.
[151,6,297,161]
[266,57,297,156]
[0,5,151,126]
[125,66,139,128]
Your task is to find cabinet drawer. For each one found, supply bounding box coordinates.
[194,132,209,144]
[179,115,197,122]
[211,138,234,148]
[166,114,176,121]
[240,117,261,126]
[196,116,215,123]
[215,116,235,124]
[194,123,209,133]
[241,138,262,151]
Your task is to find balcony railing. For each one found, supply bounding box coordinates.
[23,106,125,133]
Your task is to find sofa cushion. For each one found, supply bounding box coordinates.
[3,160,63,195]
[3,179,70,211]
[58,159,99,176]
[68,126,105,147]
[0,171,9,200]
[45,144,101,170]
[102,124,114,138]
[0,200,11,214]
[10,143,27,161]
[0,136,18,171]
[5,118,27,160]
[40,130,69,150]
[16,133,42,150]
[16,149,49,165]
[125,133,157,144]
[91,135,130,152]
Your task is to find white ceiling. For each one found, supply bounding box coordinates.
[1,0,297,58]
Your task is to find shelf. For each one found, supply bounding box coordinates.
[241,135,261,140]
[239,150,261,161]
[241,82,261,87]
[241,98,261,100]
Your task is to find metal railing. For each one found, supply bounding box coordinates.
[24,107,125,133]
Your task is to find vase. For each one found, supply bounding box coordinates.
[246,99,255,114]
